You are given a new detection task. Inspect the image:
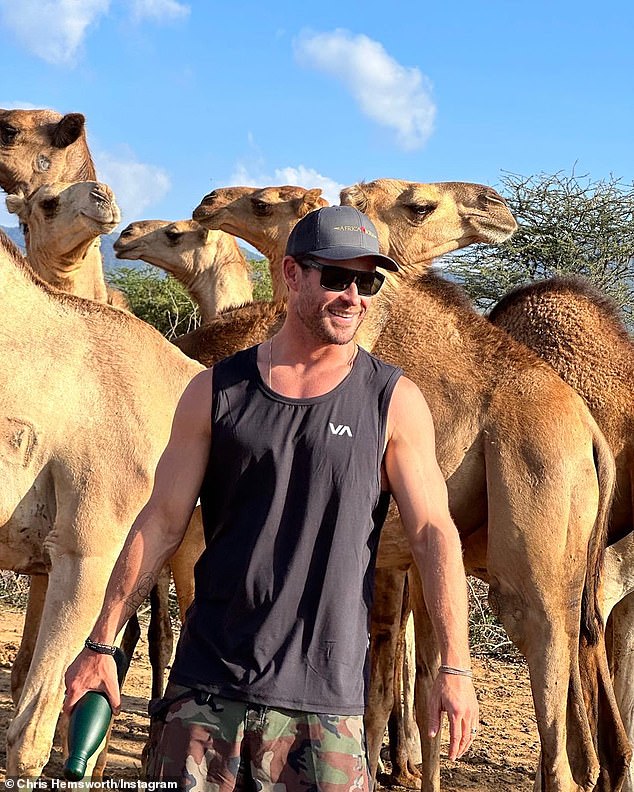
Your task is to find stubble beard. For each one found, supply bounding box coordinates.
[295,295,364,346]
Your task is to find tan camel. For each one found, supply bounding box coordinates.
[6,181,120,302]
[181,181,518,784]
[192,185,328,300]
[0,228,204,777]
[5,179,120,714]
[0,109,95,195]
[340,179,630,792]
[488,277,634,792]
[113,219,253,321]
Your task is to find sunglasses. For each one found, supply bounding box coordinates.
[298,256,385,296]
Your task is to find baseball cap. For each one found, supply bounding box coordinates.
[285,205,399,272]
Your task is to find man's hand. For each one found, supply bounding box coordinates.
[63,649,121,715]
[428,672,479,760]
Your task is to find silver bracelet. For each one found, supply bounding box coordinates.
[85,637,118,656]
[439,664,473,678]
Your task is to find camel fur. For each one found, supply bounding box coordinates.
[193,185,327,301]
[340,179,629,792]
[0,229,204,777]
[114,219,253,322]
[489,276,634,791]
[0,109,95,195]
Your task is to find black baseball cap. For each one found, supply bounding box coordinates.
[285,205,399,272]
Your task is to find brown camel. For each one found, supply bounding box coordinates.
[0,228,204,777]
[192,185,327,301]
[0,109,95,195]
[113,219,253,321]
[181,180,517,784]
[340,179,630,792]
[488,277,634,792]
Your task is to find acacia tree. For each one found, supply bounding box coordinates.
[444,171,634,322]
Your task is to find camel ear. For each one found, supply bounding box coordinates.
[51,113,86,149]
[6,191,27,220]
[339,184,367,212]
[299,188,324,217]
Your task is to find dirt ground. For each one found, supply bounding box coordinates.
[0,607,538,790]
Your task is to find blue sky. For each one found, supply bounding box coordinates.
[1,0,632,236]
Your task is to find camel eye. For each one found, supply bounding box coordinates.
[0,124,18,146]
[38,197,59,216]
[164,229,182,243]
[251,199,271,216]
[407,202,436,219]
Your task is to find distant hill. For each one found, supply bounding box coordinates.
[1,225,25,252]
[0,225,264,273]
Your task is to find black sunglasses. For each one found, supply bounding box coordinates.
[298,256,385,296]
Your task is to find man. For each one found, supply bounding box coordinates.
[65,205,478,791]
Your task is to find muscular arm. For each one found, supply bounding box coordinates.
[64,368,213,712]
[383,376,478,758]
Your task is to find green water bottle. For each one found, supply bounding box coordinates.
[63,647,128,781]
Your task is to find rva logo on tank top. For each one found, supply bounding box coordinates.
[328,422,353,437]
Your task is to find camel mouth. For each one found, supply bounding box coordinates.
[192,205,226,229]
[80,208,120,228]
[113,238,143,257]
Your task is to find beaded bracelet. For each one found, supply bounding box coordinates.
[85,637,118,656]
[439,664,473,678]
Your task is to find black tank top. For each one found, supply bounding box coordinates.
[170,344,402,714]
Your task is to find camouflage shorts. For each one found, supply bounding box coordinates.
[143,682,371,792]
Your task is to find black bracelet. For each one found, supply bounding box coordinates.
[85,637,118,656]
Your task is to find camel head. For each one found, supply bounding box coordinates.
[0,109,96,195]
[115,219,252,320]
[7,180,120,265]
[192,185,328,257]
[192,185,328,301]
[115,219,241,280]
[340,179,517,275]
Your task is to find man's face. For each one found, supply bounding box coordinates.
[293,255,378,345]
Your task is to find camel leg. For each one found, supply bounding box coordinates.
[11,574,48,705]
[484,437,622,792]
[408,568,442,792]
[365,565,408,782]
[388,606,422,788]
[170,505,205,620]
[6,548,118,777]
[147,566,174,699]
[607,592,634,792]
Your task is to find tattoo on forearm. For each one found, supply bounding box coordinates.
[123,573,155,620]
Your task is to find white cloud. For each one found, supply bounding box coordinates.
[0,101,43,111]
[95,148,171,223]
[273,166,344,206]
[130,0,189,22]
[294,29,436,151]
[0,0,110,66]
[229,162,344,206]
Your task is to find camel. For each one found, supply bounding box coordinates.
[6,181,120,303]
[0,228,204,777]
[113,219,253,321]
[0,109,95,195]
[339,179,631,792]
[5,179,120,711]
[192,185,328,301]
[488,277,634,791]
[183,181,518,784]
